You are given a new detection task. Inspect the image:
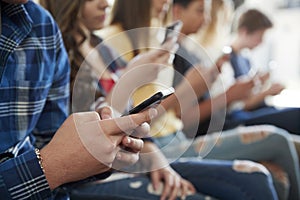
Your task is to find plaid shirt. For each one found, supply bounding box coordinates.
[0,1,70,199]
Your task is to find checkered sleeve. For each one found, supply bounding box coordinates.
[0,149,52,200]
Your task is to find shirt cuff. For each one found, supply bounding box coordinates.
[0,149,52,199]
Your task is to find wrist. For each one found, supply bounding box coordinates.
[40,146,66,190]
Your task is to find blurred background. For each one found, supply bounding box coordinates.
[34,0,300,107]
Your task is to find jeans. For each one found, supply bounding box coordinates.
[227,107,300,134]
[154,125,300,200]
[65,160,277,200]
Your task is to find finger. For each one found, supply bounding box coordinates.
[97,106,113,120]
[99,108,157,136]
[186,181,196,194]
[150,171,161,191]
[72,111,100,126]
[161,175,173,200]
[130,122,151,138]
[169,176,180,200]
[181,182,188,200]
[161,37,178,52]
[121,136,144,153]
[181,180,196,198]
[115,149,140,165]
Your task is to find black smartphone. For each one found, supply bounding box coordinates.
[122,87,175,116]
[161,20,183,44]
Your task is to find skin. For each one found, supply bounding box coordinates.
[151,0,171,18]
[41,108,156,190]
[232,28,267,52]
[81,0,109,31]
[173,0,206,36]
[78,1,196,199]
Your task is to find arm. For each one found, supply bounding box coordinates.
[33,24,70,148]
[41,108,156,190]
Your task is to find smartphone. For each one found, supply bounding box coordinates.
[122,87,175,116]
[161,20,183,44]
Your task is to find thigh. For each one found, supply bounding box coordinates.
[171,160,278,200]
[67,175,208,200]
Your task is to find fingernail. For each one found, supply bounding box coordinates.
[116,152,121,160]
[126,137,131,144]
[149,108,158,119]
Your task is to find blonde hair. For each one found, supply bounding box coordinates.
[198,0,234,48]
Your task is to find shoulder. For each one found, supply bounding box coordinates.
[24,1,53,23]
[24,1,60,33]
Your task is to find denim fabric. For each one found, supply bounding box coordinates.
[66,160,277,200]
[154,126,300,200]
[226,107,300,134]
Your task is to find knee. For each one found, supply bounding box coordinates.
[232,160,270,176]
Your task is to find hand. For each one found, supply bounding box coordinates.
[259,72,270,84]
[264,83,285,96]
[99,106,152,170]
[40,107,157,190]
[150,166,196,200]
[226,79,255,103]
[215,53,230,72]
[123,39,179,86]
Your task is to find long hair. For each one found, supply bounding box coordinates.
[199,0,234,48]
[40,0,97,106]
[109,0,152,56]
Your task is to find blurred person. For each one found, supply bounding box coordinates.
[150,0,300,199]
[39,0,282,200]
[188,0,234,62]
[226,8,300,134]
[96,0,299,199]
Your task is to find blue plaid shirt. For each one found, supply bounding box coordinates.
[0,1,70,199]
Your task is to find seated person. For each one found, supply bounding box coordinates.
[39,0,281,199]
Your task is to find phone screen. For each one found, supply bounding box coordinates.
[122,87,175,116]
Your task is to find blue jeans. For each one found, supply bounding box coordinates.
[154,125,300,200]
[227,107,300,134]
[65,160,277,200]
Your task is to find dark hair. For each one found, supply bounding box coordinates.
[173,0,198,7]
[238,9,273,33]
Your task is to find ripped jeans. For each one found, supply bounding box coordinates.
[153,125,300,200]
[65,159,277,200]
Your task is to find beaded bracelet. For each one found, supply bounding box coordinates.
[35,148,45,173]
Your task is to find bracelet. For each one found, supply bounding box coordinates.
[35,148,45,173]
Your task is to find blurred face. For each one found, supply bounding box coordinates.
[151,0,171,18]
[179,0,206,35]
[1,0,28,3]
[81,0,109,31]
[245,29,266,49]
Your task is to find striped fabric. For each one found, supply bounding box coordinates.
[0,1,70,199]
